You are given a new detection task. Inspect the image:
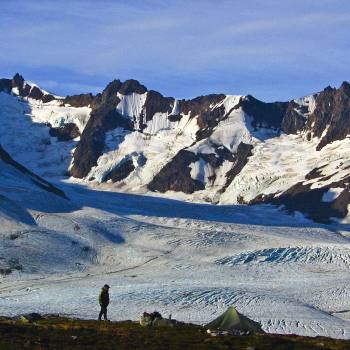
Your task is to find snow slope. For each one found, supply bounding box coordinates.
[1,178,350,339]
[1,75,350,338]
[220,133,350,204]
[0,146,97,276]
[1,75,350,222]
[0,90,91,177]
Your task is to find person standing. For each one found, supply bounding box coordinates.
[98,284,110,321]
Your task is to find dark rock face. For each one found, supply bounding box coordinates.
[178,94,227,140]
[8,73,56,102]
[28,86,44,100]
[250,164,350,223]
[70,80,135,178]
[281,101,308,134]
[119,79,147,95]
[281,82,350,150]
[148,143,251,195]
[308,82,350,150]
[221,143,253,192]
[12,73,25,91]
[199,153,222,168]
[237,95,288,129]
[168,114,182,122]
[143,90,173,125]
[12,73,31,98]
[179,94,226,118]
[70,127,105,179]
[195,105,226,140]
[307,86,336,143]
[148,143,238,194]
[69,78,157,178]
[41,94,56,103]
[256,183,348,224]
[105,158,135,182]
[0,145,67,199]
[70,105,132,178]
[49,123,80,141]
[200,145,235,169]
[305,166,326,180]
[99,80,122,101]
[285,82,350,151]
[63,93,95,107]
[216,145,235,163]
[238,80,350,152]
[331,187,350,218]
[148,150,205,194]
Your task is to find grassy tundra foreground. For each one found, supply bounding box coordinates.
[0,316,350,350]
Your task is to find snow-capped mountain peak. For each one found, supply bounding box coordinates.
[1,73,350,223]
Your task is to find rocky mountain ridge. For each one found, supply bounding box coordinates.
[1,73,350,223]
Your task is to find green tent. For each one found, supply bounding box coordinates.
[205,307,263,333]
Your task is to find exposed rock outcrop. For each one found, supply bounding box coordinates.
[118,79,147,95]
[9,73,56,102]
[179,94,226,118]
[70,80,134,178]
[3,73,350,223]
[70,105,132,178]
[221,143,253,193]
[63,93,95,107]
[281,101,308,134]
[238,95,288,129]
[308,82,350,150]
[168,114,182,122]
[143,90,173,124]
[148,150,205,194]
[49,123,80,141]
[253,183,349,224]
[178,94,226,140]
[105,158,135,182]
[250,166,350,223]
[70,79,172,177]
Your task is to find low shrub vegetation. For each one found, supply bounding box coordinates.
[0,316,349,349]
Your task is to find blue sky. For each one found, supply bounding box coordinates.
[1,0,349,101]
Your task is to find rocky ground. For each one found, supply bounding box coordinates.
[1,315,350,350]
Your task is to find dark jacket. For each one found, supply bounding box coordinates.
[99,288,109,307]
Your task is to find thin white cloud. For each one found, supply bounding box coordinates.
[219,12,350,37]
[1,0,349,100]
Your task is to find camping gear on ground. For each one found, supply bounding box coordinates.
[205,306,263,334]
[206,328,250,337]
[140,311,176,327]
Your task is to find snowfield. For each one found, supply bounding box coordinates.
[1,76,350,340]
[0,92,90,177]
[1,174,350,339]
